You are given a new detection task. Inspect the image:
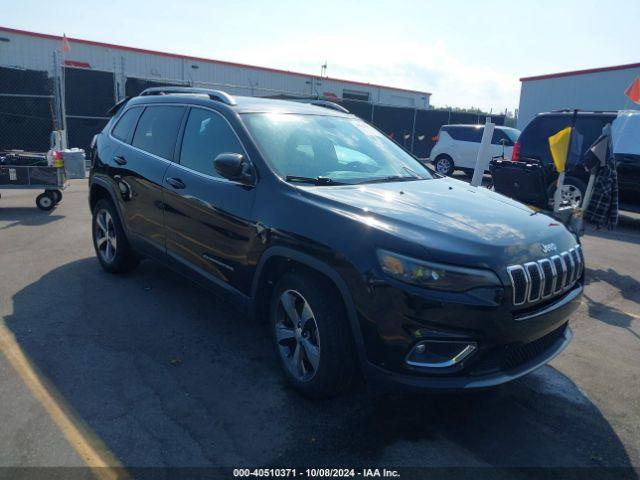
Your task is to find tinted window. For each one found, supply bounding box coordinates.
[444,126,483,142]
[111,107,141,142]
[492,128,520,145]
[132,106,185,160]
[519,114,615,164]
[491,129,510,145]
[179,108,245,176]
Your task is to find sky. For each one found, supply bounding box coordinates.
[2,0,638,112]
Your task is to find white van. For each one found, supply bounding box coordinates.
[430,125,521,176]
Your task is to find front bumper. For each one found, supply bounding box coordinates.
[364,323,572,392]
[353,274,582,391]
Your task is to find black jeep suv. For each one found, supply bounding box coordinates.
[89,87,583,398]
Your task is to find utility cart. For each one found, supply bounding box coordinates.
[0,151,68,210]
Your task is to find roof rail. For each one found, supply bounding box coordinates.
[548,108,618,114]
[139,87,237,106]
[306,100,350,113]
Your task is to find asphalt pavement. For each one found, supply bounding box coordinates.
[0,180,638,479]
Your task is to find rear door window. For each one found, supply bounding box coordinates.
[491,129,511,145]
[447,126,483,142]
[575,117,614,148]
[132,106,186,160]
[519,116,571,163]
[111,107,142,142]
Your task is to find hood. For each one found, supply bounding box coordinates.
[300,177,577,267]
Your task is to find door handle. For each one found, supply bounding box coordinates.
[113,155,127,165]
[166,177,186,189]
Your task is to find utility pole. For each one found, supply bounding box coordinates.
[320,62,327,78]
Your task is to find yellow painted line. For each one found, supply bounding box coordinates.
[0,322,128,480]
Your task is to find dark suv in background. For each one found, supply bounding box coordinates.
[89,87,584,398]
[513,111,626,206]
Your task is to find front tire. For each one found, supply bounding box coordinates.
[434,155,455,176]
[270,271,356,398]
[92,198,139,273]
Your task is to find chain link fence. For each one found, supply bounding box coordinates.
[0,60,511,158]
[0,65,60,152]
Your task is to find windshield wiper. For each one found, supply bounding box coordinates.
[285,175,346,185]
[357,175,420,184]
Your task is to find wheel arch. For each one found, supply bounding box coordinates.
[250,247,367,364]
[89,177,136,242]
[89,177,117,210]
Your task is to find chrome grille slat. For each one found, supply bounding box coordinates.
[538,258,556,298]
[507,265,528,306]
[524,262,543,302]
[571,247,582,279]
[508,245,582,306]
[562,251,575,287]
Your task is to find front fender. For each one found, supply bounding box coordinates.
[250,246,368,368]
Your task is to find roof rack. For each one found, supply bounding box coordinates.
[139,87,237,106]
[548,109,618,114]
[306,100,350,113]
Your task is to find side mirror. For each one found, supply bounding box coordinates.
[213,153,251,182]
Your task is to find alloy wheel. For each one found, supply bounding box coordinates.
[560,185,582,208]
[275,289,321,381]
[436,158,452,174]
[95,209,118,263]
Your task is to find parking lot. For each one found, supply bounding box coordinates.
[0,179,639,477]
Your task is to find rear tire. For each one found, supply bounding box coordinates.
[547,176,587,209]
[434,155,455,176]
[92,198,140,273]
[270,271,356,399]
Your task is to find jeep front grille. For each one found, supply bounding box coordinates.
[507,245,583,306]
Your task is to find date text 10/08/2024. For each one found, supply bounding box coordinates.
[233,468,401,478]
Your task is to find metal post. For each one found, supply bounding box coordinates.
[553,109,578,212]
[119,56,126,101]
[410,107,417,153]
[112,57,118,103]
[52,51,63,131]
[59,51,68,148]
[470,117,495,187]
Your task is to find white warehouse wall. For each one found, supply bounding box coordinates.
[0,26,430,109]
[517,65,640,129]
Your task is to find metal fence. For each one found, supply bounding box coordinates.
[0,65,60,152]
[0,62,508,158]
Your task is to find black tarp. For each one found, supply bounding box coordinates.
[64,67,115,117]
[67,117,108,152]
[341,100,373,122]
[125,77,189,98]
[0,67,54,151]
[370,105,415,150]
[336,99,506,158]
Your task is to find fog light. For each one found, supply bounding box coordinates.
[406,340,477,368]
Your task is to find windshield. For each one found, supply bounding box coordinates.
[242,113,433,184]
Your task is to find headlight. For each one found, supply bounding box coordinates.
[377,249,501,292]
